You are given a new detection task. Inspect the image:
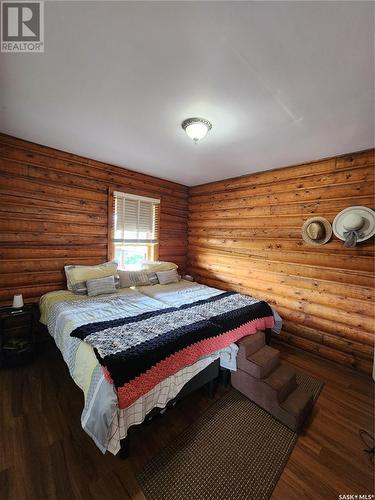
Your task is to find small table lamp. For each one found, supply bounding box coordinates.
[12,294,24,309]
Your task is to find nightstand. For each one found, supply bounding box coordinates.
[0,304,39,367]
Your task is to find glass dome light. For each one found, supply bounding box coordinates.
[182,117,212,144]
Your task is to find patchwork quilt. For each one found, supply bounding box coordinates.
[71,291,274,409]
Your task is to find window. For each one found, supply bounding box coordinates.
[112,191,160,270]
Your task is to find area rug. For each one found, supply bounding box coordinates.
[137,371,323,500]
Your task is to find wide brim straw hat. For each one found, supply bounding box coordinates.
[301,217,332,246]
[333,206,375,243]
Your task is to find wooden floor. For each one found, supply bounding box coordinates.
[0,341,373,500]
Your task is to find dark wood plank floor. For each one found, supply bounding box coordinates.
[0,341,373,500]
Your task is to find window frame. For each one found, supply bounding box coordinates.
[107,188,160,267]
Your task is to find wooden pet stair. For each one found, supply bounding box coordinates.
[231,332,314,432]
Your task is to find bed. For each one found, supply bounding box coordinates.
[39,279,278,455]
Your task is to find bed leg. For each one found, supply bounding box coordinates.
[219,368,230,387]
[119,433,130,459]
[264,328,272,345]
[207,379,216,399]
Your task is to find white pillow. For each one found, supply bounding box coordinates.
[141,261,178,272]
[64,261,118,294]
[118,270,150,288]
[156,269,180,285]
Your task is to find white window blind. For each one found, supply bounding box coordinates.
[113,192,160,243]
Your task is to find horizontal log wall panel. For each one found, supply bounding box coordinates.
[189,182,373,210]
[188,237,374,257]
[0,174,108,202]
[191,150,374,194]
[0,220,108,235]
[189,244,373,272]
[0,134,188,306]
[0,234,109,246]
[188,259,374,303]
[0,258,103,274]
[0,206,107,225]
[190,197,374,219]
[273,331,373,374]
[190,166,374,203]
[0,145,187,200]
[281,321,373,360]
[188,248,373,287]
[188,149,375,375]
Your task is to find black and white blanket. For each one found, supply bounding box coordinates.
[70,292,273,406]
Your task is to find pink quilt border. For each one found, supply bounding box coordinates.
[103,315,274,409]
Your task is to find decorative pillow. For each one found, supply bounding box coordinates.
[64,261,118,295]
[156,269,180,285]
[86,275,117,297]
[141,261,178,272]
[118,270,150,288]
[147,272,159,286]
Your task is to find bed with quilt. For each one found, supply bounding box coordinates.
[39,261,279,455]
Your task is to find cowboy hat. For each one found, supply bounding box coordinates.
[301,217,332,246]
[333,206,375,247]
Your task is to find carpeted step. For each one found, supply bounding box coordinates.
[244,345,280,379]
[264,364,297,403]
[280,385,314,429]
[231,368,315,432]
[231,362,296,410]
[237,331,265,360]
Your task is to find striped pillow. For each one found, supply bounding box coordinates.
[118,270,150,288]
[147,272,159,285]
[86,275,117,297]
[156,269,180,285]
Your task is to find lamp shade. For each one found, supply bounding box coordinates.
[182,118,212,143]
[12,294,24,309]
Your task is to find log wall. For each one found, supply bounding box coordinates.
[0,134,188,306]
[188,150,375,375]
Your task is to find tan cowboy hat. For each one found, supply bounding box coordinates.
[333,206,375,247]
[302,217,332,246]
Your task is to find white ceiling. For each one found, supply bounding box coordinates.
[0,1,374,186]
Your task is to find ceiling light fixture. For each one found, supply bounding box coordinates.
[181,117,212,144]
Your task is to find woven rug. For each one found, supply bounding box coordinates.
[137,371,323,500]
